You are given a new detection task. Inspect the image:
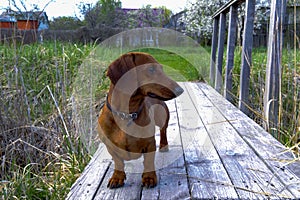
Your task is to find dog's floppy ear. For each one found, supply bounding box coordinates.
[107,53,136,85]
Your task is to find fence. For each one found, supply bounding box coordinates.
[0,26,125,44]
[210,0,286,133]
[0,28,38,44]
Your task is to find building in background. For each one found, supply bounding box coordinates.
[0,10,49,31]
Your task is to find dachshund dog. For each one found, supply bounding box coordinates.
[97,52,183,189]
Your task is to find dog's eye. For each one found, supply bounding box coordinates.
[148,66,156,74]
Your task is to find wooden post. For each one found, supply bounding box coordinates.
[224,6,237,102]
[210,17,219,86]
[215,13,226,93]
[238,0,255,115]
[263,0,286,135]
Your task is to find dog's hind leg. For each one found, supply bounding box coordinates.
[148,98,170,152]
[158,103,169,152]
[154,102,169,152]
[159,126,169,152]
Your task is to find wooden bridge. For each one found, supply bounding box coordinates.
[67,0,300,199]
[67,82,300,199]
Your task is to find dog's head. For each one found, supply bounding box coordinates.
[107,52,183,100]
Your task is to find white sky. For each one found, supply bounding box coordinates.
[0,0,189,20]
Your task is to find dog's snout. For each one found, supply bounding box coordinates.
[174,86,184,96]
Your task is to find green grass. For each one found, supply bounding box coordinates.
[131,48,201,81]
[0,41,94,199]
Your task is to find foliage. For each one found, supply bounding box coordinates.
[78,0,123,28]
[50,16,84,30]
[0,41,94,199]
[4,0,54,14]
[180,0,227,43]
[130,5,171,28]
[77,1,171,29]
[180,0,270,44]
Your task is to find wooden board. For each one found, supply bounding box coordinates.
[239,0,255,114]
[176,83,239,199]
[141,99,190,199]
[185,82,294,199]
[196,82,300,198]
[66,145,111,200]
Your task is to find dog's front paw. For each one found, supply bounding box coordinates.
[107,170,126,189]
[142,171,157,188]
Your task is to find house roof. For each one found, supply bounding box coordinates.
[0,15,17,22]
[1,10,47,21]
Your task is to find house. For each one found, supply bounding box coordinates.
[0,15,16,29]
[0,10,49,43]
[0,10,49,31]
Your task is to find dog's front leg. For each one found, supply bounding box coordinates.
[142,144,157,188]
[108,155,126,189]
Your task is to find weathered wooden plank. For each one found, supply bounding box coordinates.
[141,161,190,200]
[93,165,142,200]
[263,0,286,134]
[142,99,190,200]
[239,0,255,115]
[215,12,226,93]
[224,5,237,103]
[187,82,294,199]
[66,145,111,200]
[176,83,239,199]
[210,17,219,86]
[67,81,300,200]
[197,82,300,198]
[93,148,188,200]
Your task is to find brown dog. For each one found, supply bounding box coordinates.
[97,52,183,188]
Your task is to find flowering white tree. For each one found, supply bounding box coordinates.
[180,0,227,44]
[180,0,270,45]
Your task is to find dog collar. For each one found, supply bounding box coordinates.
[106,96,142,126]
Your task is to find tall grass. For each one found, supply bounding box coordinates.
[0,41,94,199]
[228,46,300,147]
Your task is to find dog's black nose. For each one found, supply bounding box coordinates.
[174,86,184,96]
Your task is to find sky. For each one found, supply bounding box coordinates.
[0,0,189,20]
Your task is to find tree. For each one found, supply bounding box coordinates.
[8,0,54,14]
[179,0,227,44]
[50,16,84,30]
[125,5,171,28]
[78,0,123,28]
[180,0,270,44]
[78,1,171,29]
